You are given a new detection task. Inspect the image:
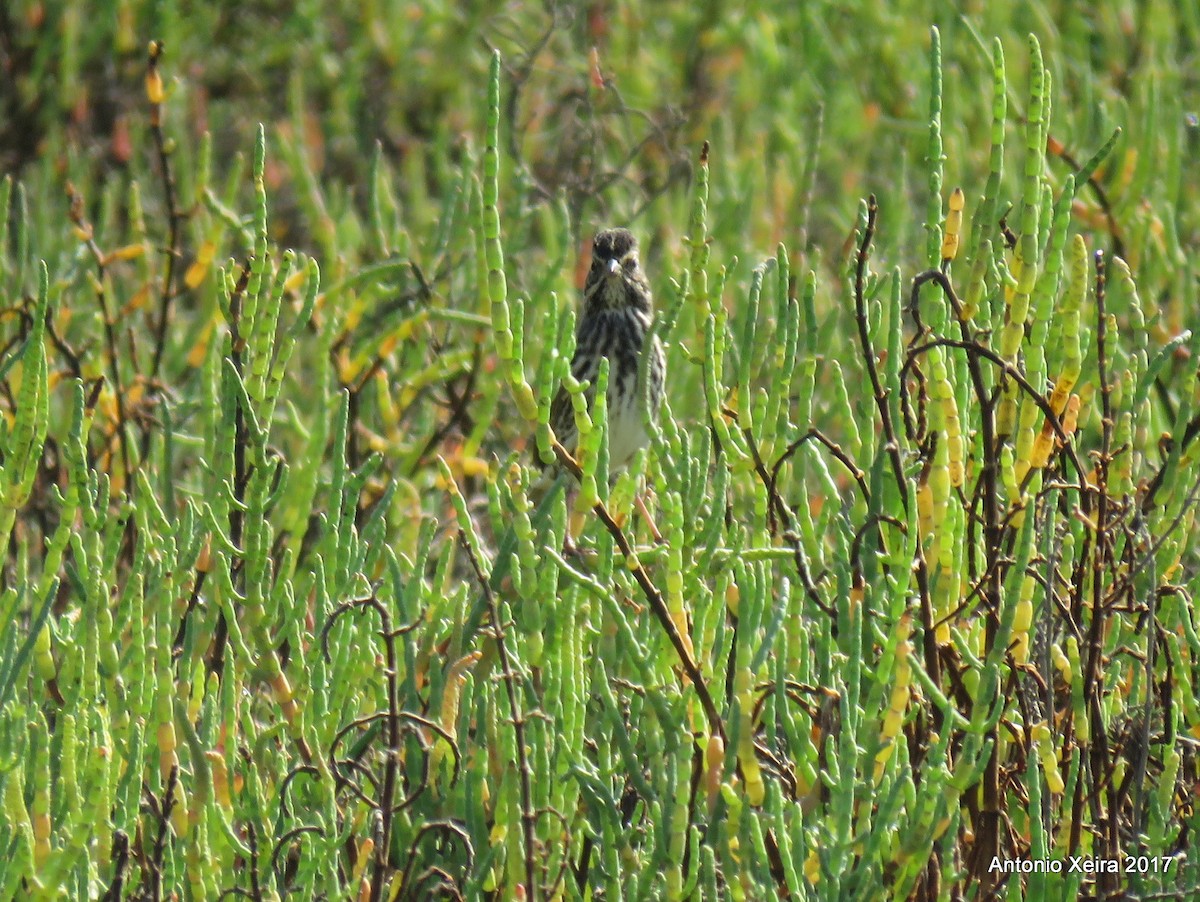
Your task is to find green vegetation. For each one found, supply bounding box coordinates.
[1,1,1198,898]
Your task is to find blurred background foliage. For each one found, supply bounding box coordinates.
[5,0,1195,282]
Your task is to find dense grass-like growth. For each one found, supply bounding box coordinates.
[2,2,1199,899]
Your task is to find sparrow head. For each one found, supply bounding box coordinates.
[583,228,650,313]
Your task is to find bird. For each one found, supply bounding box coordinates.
[545,227,666,479]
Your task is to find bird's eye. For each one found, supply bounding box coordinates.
[623,258,636,271]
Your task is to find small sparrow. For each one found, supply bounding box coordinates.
[547,227,666,475]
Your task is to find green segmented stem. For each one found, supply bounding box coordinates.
[925,27,945,273]
[996,36,1047,438]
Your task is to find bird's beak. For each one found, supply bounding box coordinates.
[607,258,620,276]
